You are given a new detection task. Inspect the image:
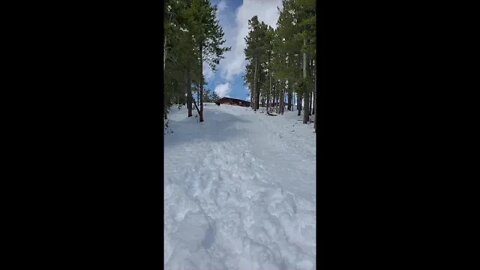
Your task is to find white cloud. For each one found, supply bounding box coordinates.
[216,0,283,82]
[216,0,227,16]
[203,61,214,81]
[214,82,231,97]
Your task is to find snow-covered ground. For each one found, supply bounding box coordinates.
[164,103,316,270]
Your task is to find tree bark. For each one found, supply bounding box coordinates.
[312,90,315,115]
[281,89,284,115]
[303,38,309,124]
[253,58,258,111]
[310,90,313,115]
[199,44,204,122]
[314,63,317,132]
[187,69,193,117]
[250,87,253,107]
[256,85,260,110]
[293,93,295,110]
[276,82,279,113]
[308,59,315,115]
[272,84,276,113]
[164,36,167,70]
[267,71,271,112]
[297,93,302,116]
[266,94,270,112]
[287,91,292,111]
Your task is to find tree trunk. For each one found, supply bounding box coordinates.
[256,86,260,110]
[164,36,167,70]
[250,88,253,108]
[287,91,292,111]
[303,93,309,123]
[312,90,315,115]
[281,89,284,115]
[314,64,317,132]
[276,82,279,113]
[267,72,271,112]
[297,93,302,116]
[303,38,309,124]
[309,90,312,115]
[273,84,276,113]
[266,94,270,112]
[187,69,193,117]
[278,81,281,114]
[199,44,204,122]
[196,86,200,108]
[308,59,315,115]
[293,93,296,110]
[253,58,258,111]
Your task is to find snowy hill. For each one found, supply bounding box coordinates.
[164,103,316,270]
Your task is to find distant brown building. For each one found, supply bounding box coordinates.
[215,97,251,107]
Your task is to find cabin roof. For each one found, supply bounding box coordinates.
[215,97,250,106]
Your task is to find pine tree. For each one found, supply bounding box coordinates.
[186,0,230,122]
[163,0,228,122]
[245,16,270,111]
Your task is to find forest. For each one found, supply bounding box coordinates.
[164,1,317,269]
[164,0,230,122]
[164,0,316,130]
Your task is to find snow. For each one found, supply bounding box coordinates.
[164,103,316,270]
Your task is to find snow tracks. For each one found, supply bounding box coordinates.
[164,104,316,270]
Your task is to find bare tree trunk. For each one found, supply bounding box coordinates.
[250,87,253,108]
[303,39,309,124]
[314,63,317,132]
[164,37,167,70]
[308,59,315,115]
[276,82,279,113]
[310,90,313,115]
[273,84,277,113]
[279,81,285,114]
[287,91,292,111]
[164,36,167,120]
[253,58,258,111]
[293,93,296,110]
[312,90,315,115]
[266,94,270,112]
[199,44,204,122]
[267,72,271,112]
[256,87,260,110]
[297,93,302,116]
[187,69,193,117]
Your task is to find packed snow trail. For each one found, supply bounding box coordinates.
[164,103,316,270]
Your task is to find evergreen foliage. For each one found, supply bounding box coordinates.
[164,0,230,121]
[243,0,316,130]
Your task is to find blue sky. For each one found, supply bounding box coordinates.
[205,0,284,101]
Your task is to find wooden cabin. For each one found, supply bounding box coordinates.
[215,97,251,107]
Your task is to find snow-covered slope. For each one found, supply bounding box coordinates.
[164,103,316,270]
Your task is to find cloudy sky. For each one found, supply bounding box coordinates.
[206,0,284,100]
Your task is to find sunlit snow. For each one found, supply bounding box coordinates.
[164,103,316,270]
